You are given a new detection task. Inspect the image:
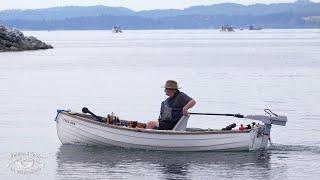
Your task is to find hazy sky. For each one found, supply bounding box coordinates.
[0,0,319,11]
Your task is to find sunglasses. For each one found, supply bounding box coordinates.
[165,88,176,91]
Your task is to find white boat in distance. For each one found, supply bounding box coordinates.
[112,26,122,33]
[220,25,235,32]
[55,109,287,151]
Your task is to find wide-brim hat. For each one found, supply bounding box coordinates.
[163,80,180,90]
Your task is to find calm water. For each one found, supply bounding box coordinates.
[0,29,320,179]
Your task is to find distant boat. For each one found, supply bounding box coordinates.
[112,26,122,33]
[249,25,262,30]
[220,25,235,32]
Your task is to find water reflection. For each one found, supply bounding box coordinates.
[56,145,272,179]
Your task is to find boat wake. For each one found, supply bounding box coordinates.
[268,143,320,153]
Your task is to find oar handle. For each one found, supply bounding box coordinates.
[190,113,244,118]
[82,107,104,122]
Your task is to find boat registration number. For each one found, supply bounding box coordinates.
[63,119,76,126]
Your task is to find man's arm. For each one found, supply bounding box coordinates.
[182,99,196,116]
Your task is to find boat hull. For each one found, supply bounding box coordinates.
[55,112,269,151]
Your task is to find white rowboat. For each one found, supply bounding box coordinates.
[55,110,287,151]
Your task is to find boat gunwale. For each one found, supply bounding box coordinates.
[60,112,251,135]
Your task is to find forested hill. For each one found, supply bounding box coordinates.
[1,0,320,29]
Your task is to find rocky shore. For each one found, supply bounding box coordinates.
[0,25,53,52]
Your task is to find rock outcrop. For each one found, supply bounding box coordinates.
[0,25,53,52]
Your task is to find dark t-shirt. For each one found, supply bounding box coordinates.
[158,90,192,130]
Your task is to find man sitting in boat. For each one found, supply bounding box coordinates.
[146,80,196,130]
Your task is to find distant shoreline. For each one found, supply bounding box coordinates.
[1,2,320,30]
[19,28,320,31]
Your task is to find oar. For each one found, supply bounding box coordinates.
[82,107,104,122]
[190,111,287,126]
[190,113,244,118]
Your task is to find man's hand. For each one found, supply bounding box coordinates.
[182,107,189,116]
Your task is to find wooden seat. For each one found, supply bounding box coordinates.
[172,115,189,131]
